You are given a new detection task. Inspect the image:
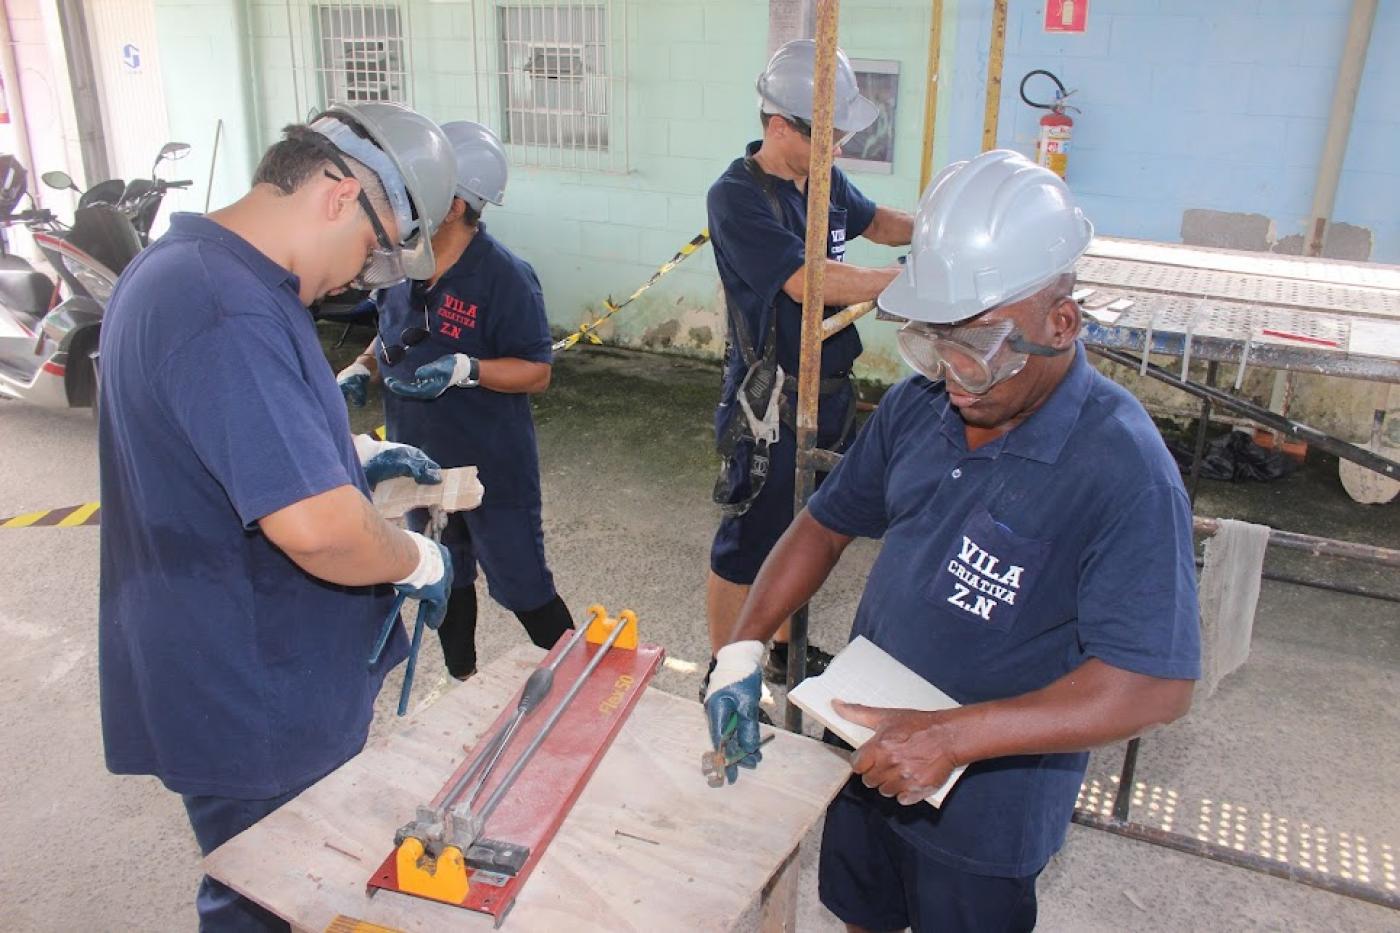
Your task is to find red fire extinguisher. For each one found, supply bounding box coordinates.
[1020,70,1076,180]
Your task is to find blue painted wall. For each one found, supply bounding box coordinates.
[943,0,1400,261]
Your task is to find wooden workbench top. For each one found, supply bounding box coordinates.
[205,645,852,931]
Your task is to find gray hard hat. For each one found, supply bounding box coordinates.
[878,149,1094,325]
[440,121,508,214]
[756,39,878,135]
[311,101,457,280]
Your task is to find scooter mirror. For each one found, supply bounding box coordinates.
[42,170,78,192]
[159,142,192,161]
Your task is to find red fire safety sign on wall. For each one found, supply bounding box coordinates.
[1044,0,1088,33]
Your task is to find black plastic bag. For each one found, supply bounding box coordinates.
[1170,430,1298,483]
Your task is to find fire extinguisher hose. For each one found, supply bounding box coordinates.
[1020,69,1069,110]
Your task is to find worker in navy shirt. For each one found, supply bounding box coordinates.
[99,104,462,932]
[338,121,572,680]
[705,151,1200,932]
[705,39,913,691]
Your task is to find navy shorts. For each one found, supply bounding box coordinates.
[409,505,557,613]
[819,782,1040,933]
[710,384,855,585]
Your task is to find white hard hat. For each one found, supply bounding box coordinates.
[440,121,508,214]
[756,39,878,135]
[879,149,1094,324]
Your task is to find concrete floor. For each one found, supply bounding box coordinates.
[0,336,1396,931]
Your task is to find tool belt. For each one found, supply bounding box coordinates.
[712,157,857,518]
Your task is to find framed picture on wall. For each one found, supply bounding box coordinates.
[838,58,899,175]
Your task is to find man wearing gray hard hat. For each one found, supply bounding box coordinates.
[338,121,575,684]
[702,39,914,703]
[98,101,460,931]
[709,150,1200,930]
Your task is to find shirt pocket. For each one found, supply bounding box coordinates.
[924,506,1048,635]
[827,205,848,261]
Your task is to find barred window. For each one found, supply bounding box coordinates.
[497,5,609,153]
[315,4,408,105]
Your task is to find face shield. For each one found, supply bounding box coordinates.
[309,114,433,289]
[896,317,1066,395]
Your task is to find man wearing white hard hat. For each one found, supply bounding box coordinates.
[706,150,1200,930]
[339,121,574,683]
[702,39,914,701]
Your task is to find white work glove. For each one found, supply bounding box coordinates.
[336,360,372,408]
[704,640,766,784]
[352,434,442,490]
[393,530,453,630]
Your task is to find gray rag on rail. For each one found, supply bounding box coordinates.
[1196,518,1270,701]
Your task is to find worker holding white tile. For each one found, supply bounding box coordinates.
[707,150,1201,932]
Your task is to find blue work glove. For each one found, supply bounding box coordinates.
[703,640,766,784]
[384,353,476,400]
[352,434,442,490]
[393,531,454,630]
[336,359,372,408]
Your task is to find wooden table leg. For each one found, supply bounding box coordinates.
[758,845,800,933]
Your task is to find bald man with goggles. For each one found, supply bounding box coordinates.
[704,150,1200,932]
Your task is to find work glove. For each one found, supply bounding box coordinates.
[352,434,442,490]
[703,640,766,784]
[384,353,476,400]
[337,360,372,408]
[393,531,454,630]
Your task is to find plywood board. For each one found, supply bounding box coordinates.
[205,646,852,932]
[372,467,483,520]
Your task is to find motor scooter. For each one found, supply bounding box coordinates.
[0,144,191,412]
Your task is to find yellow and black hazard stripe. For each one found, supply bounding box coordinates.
[1,502,101,528]
[554,229,711,352]
[3,428,390,529]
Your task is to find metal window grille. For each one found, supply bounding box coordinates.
[462,0,628,173]
[313,4,410,106]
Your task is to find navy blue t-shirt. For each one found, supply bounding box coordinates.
[98,213,406,799]
[378,226,552,509]
[808,345,1200,876]
[707,141,877,392]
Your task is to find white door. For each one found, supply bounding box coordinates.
[83,0,190,230]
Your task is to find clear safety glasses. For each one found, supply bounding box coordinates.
[896,318,1064,395]
[306,130,413,290]
[786,115,857,151]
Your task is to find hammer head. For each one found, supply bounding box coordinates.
[700,749,727,788]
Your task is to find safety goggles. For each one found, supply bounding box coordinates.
[785,115,857,150]
[379,305,431,366]
[896,318,1063,395]
[307,116,422,289]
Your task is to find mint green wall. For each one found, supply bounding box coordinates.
[154,0,940,382]
[153,0,262,212]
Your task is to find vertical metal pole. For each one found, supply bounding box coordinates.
[1187,362,1219,505]
[917,0,944,195]
[1305,0,1376,257]
[785,0,841,732]
[1111,737,1140,821]
[980,0,1008,152]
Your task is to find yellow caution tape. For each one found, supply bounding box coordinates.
[554,230,711,352]
[1,502,102,528]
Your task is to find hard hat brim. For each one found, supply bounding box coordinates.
[841,94,880,135]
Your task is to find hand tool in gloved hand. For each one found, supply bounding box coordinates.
[353,434,442,489]
[394,616,632,876]
[702,732,776,788]
[368,521,453,715]
[703,640,766,784]
[384,353,479,399]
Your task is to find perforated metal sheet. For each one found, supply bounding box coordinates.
[1085,237,1400,292]
[1075,256,1400,319]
